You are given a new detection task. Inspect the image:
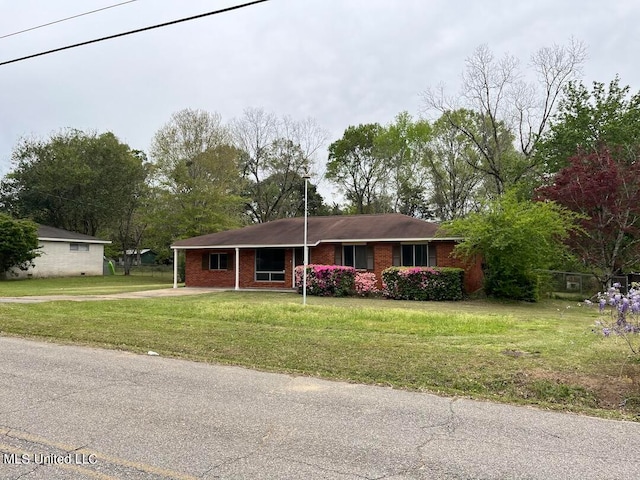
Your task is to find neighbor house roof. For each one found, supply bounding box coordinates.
[38,225,111,244]
[123,249,154,255]
[172,214,458,249]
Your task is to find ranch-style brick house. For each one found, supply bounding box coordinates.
[171,214,483,293]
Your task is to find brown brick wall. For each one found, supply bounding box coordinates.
[185,249,236,288]
[309,244,334,265]
[373,243,393,289]
[185,248,295,289]
[239,248,295,289]
[185,241,483,294]
[435,242,483,293]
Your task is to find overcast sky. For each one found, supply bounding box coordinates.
[1,0,639,201]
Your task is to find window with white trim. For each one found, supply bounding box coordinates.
[255,248,285,282]
[70,243,90,252]
[342,244,373,270]
[209,253,228,270]
[401,244,436,267]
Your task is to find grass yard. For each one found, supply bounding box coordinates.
[0,289,638,420]
[0,275,174,296]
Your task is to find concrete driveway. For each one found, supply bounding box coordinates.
[0,337,639,479]
[0,287,224,303]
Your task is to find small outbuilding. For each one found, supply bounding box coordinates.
[171,213,483,293]
[12,225,111,278]
[119,249,158,266]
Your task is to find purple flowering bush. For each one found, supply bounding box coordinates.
[382,267,464,301]
[295,264,356,297]
[587,283,640,354]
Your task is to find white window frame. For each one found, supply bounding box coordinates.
[401,243,436,267]
[342,244,372,270]
[70,243,90,252]
[255,248,286,282]
[209,253,228,271]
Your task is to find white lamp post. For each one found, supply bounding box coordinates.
[302,173,310,306]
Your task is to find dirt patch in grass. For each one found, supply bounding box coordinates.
[526,369,640,413]
[501,349,541,358]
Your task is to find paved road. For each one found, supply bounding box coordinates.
[0,337,639,479]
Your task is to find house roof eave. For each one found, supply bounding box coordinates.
[39,237,112,244]
[318,237,464,243]
[171,237,463,250]
[171,243,312,250]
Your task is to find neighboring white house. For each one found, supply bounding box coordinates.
[12,225,111,278]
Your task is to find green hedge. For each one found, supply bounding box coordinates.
[382,267,464,301]
[484,266,539,302]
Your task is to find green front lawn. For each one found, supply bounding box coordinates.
[0,290,638,419]
[0,275,174,296]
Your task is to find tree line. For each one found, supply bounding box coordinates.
[2,39,640,298]
[0,108,330,274]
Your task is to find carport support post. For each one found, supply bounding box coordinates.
[235,247,240,290]
[173,248,178,289]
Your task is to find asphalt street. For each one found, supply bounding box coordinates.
[0,336,639,479]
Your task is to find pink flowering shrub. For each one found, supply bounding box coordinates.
[382,266,464,301]
[355,272,379,296]
[295,264,355,297]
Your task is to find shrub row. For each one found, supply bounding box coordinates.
[294,265,355,297]
[295,264,465,301]
[382,266,464,301]
[294,265,380,297]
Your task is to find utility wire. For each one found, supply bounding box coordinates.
[0,0,139,40]
[0,0,269,67]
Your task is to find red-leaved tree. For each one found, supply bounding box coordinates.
[537,148,640,287]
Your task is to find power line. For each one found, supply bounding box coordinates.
[0,0,139,40]
[0,0,269,67]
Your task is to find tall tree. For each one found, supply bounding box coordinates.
[243,139,309,222]
[253,170,329,220]
[0,214,40,279]
[426,111,484,220]
[537,76,640,172]
[232,108,327,223]
[375,112,433,218]
[537,148,640,287]
[424,40,586,195]
[0,130,145,237]
[326,123,390,214]
[150,109,245,242]
[108,151,152,275]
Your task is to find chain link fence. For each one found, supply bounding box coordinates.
[112,265,174,278]
[543,270,632,297]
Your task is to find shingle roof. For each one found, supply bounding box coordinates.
[37,225,111,244]
[172,214,450,248]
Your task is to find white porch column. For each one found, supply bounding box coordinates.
[235,247,240,290]
[173,248,178,288]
